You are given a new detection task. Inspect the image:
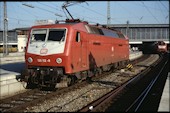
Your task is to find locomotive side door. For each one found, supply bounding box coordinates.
[72,31,87,71]
[80,32,88,68]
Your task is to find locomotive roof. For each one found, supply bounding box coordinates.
[31,22,88,28]
[31,19,119,32]
[30,19,126,38]
[30,21,88,33]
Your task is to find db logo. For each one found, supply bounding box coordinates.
[40,48,48,54]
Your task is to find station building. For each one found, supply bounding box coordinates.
[0,28,29,53]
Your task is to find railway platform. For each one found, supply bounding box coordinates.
[0,51,142,99]
[158,72,170,112]
[0,52,25,65]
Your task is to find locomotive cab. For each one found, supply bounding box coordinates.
[23,26,71,88]
[22,22,88,88]
[28,28,67,56]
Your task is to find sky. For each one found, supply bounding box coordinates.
[0,1,169,30]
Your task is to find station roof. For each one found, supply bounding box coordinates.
[108,24,169,28]
[1,24,169,32]
[14,27,30,31]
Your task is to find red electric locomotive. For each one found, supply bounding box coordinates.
[21,19,129,88]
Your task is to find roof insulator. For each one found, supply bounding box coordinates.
[65,19,81,23]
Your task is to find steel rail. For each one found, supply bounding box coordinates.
[78,63,153,112]
[125,59,168,112]
[78,54,161,112]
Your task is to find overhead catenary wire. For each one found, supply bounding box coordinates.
[116,2,143,24]
[61,5,106,22]
[157,1,168,24]
[78,3,122,23]
[141,1,160,24]
[134,1,167,11]
[12,2,100,28]
[11,3,23,26]
[4,1,169,30]
[22,2,106,23]
[37,2,63,13]
[22,2,63,17]
[20,3,63,20]
[33,5,62,17]
[18,3,39,19]
[157,2,166,18]
[158,1,169,24]
[8,21,32,29]
[8,3,40,29]
[6,2,39,30]
[80,5,106,17]
[130,1,169,24]
[159,0,169,12]
[8,17,34,22]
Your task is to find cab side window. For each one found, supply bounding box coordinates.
[76,32,81,42]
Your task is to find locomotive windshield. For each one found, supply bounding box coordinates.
[31,29,47,42]
[48,29,66,41]
[30,29,66,43]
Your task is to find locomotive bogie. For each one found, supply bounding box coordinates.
[21,67,66,88]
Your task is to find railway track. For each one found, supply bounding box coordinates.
[87,54,168,112]
[0,69,114,112]
[0,80,87,112]
[125,54,169,112]
[0,89,52,112]
[79,54,164,112]
[0,54,155,112]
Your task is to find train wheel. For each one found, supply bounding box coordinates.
[95,67,102,76]
[70,75,77,85]
[86,76,92,84]
[55,76,71,88]
[98,67,102,75]
[24,76,37,89]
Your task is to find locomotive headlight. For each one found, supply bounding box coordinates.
[28,57,33,63]
[56,58,62,64]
